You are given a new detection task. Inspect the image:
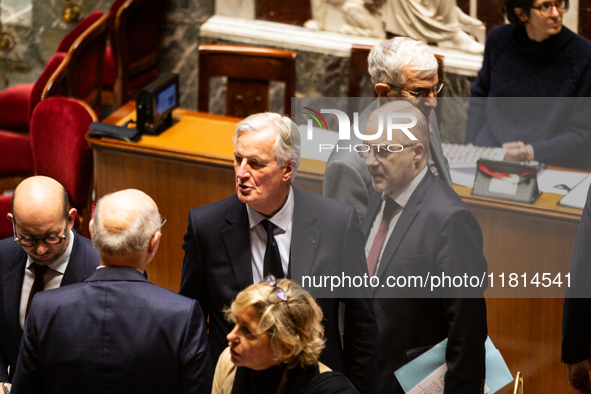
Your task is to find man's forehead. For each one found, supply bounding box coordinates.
[14,214,64,235]
[400,67,438,87]
[235,129,276,154]
[236,126,277,143]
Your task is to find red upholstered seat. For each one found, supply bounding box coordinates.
[0,84,34,132]
[60,11,108,112]
[101,0,169,107]
[0,11,106,183]
[56,11,105,53]
[0,12,106,134]
[0,97,97,239]
[0,52,68,177]
[31,97,96,214]
[27,52,68,123]
[103,45,117,89]
[0,195,12,240]
[0,131,34,177]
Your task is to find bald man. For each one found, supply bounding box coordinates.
[12,189,212,394]
[0,176,99,386]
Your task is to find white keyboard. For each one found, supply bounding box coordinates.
[442,143,506,167]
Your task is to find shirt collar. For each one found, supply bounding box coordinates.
[26,229,75,274]
[247,186,294,231]
[383,166,428,208]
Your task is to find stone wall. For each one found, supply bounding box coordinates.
[0,0,215,111]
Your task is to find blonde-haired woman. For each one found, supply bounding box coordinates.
[212,276,359,394]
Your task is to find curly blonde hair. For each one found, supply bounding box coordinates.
[225,279,325,369]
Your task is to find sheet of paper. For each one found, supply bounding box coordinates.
[395,337,512,394]
[450,167,477,187]
[406,364,490,394]
[406,364,446,394]
[488,177,519,196]
[558,174,591,209]
[537,169,589,195]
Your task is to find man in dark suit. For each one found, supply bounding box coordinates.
[324,36,452,223]
[360,101,487,394]
[562,184,591,394]
[180,112,378,394]
[0,176,99,386]
[12,189,212,394]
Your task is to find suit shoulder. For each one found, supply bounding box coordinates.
[71,232,101,273]
[0,237,22,254]
[138,283,202,313]
[0,237,25,271]
[188,194,240,222]
[34,280,199,314]
[296,188,356,216]
[30,282,86,307]
[423,178,475,218]
[74,232,93,247]
[325,149,368,178]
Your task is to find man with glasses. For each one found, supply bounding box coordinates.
[324,36,452,223]
[11,189,213,394]
[466,0,591,170]
[0,176,99,388]
[361,101,488,394]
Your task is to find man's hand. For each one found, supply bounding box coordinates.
[502,141,534,162]
[568,358,591,394]
[1,382,11,393]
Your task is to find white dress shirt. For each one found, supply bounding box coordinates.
[246,187,294,283]
[365,166,428,274]
[19,229,75,329]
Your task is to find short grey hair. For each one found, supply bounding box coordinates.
[366,100,431,158]
[234,112,301,180]
[368,37,439,87]
[92,193,161,255]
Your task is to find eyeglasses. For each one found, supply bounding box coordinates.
[531,1,567,17]
[12,219,68,247]
[387,81,444,99]
[263,275,293,317]
[358,143,416,162]
[158,216,167,230]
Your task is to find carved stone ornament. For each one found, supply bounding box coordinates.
[304,0,486,54]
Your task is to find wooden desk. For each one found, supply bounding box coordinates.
[453,183,582,394]
[86,102,324,292]
[88,105,583,394]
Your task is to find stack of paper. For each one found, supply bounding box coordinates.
[394,337,513,394]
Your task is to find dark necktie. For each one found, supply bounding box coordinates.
[261,220,284,279]
[26,263,48,318]
[366,198,399,277]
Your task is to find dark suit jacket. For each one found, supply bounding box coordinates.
[180,187,378,394]
[562,184,591,363]
[0,231,99,383]
[324,101,452,223]
[362,171,487,394]
[12,266,213,394]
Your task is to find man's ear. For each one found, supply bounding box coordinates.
[412,143,425,162]
[375,83,390,97]
[148,231,161,256]
[282,160,294,182]
[88,219,94,240]
[514,7,528,22]
[7,213,12,222]
[67,208,77,230]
